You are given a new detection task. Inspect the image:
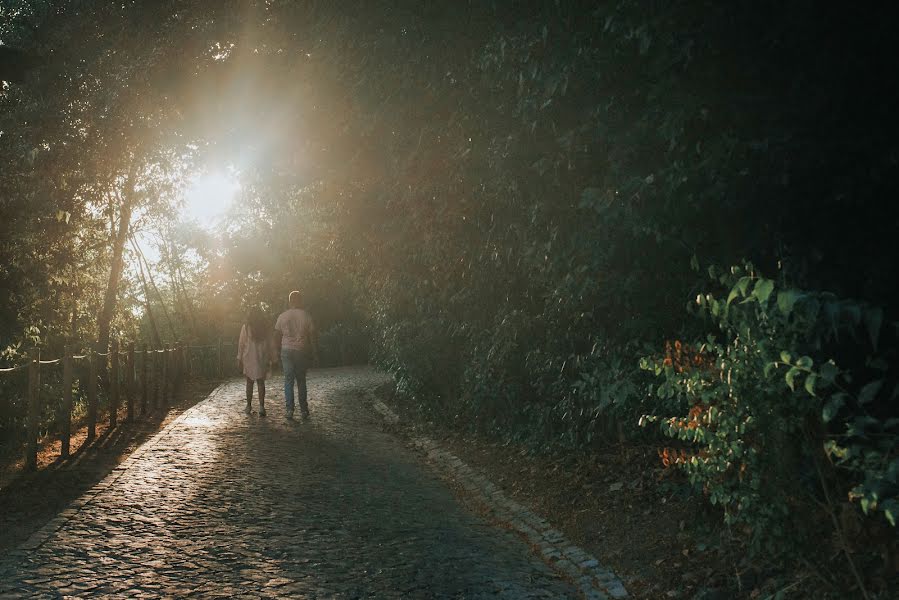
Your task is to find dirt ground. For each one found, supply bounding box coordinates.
[0,379,221,555]
[433,432,742,600]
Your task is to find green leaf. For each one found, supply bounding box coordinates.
[726,278,750,305]
[882,499,898,527]
[820,360,839,384]
[823,302,840,340]
[864,307,883,350]
[848,415,879,437]
[858,380,883,405]
[804,372,818,396]
[860,496,874,515]
[776,290,801,316]
[842,302,862,326]
[689,254,699,272]
[780,351,792,364]
[867,357,889,371]
[753,278,774,304]
[796,355,813,369]
[785,367,800,391]
[822,393,846,423]
[726,288,740,306]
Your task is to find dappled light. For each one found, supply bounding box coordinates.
[1,2,898,598]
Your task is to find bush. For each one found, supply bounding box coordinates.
[317,321,371,367]
[639,263,898,557]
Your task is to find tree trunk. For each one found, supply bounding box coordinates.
[170,241,199,339]
[132,236,178,341]
[134,244,163,348]
[97,195,132,353]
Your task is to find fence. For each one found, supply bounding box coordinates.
[0,338,241,471]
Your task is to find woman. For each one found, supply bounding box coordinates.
[237,308,274,416]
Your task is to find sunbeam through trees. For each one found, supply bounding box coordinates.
[1,1,898,597]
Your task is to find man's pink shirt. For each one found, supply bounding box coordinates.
[275,308,315,351]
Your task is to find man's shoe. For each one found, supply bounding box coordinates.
[258,408,267,417]
[245,403,252,414]
[301,410,310,421]
[286,409,294,420]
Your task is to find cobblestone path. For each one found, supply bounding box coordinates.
[0,367,578,598]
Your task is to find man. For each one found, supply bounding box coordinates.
[274,290,319,419]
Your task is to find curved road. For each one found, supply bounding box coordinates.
[0,367,577,598]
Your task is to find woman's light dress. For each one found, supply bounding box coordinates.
[237,324,273,380]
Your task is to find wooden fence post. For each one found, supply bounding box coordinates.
[217,337,224,378]
[109,338,119,428]
[25,348,40,471]
[171,346,176,402]
[87,344,98,442]
[150,348,158,411]
[162,345,169,407]
[175,343,183,395]
[141,344,148,416]
[126,343,135,422]
[173,343,180,393]
[61,344,73,458]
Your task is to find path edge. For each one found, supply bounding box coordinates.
[370,392,629,600]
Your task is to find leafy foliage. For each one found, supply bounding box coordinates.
[640,263,898,559]
[1,2,898,593]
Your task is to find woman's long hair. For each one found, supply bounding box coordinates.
[245,308,269,342]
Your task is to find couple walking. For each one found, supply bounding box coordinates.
[237,290,318,419]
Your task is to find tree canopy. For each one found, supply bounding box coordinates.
[1,1,897,595]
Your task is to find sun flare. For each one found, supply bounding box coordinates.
[182,170,241,224]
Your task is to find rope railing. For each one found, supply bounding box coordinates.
[0,337,240,471]
[0,343,236,374]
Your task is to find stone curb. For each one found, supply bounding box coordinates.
[10,382,231,557]
[369,393,629,600]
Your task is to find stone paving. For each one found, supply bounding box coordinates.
[0,367,579,598]
[371,398,627,600]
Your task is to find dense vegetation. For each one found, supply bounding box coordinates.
[2,1,896,596]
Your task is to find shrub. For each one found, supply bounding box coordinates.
[640,263,898,558]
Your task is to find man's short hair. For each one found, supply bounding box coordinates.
[288,290,302,307]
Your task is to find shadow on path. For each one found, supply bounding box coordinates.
[0,367,577,599]
[0,379,222,555]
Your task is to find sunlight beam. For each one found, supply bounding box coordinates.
[182,170,241,225]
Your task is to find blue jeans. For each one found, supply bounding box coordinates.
[281,349,309,414]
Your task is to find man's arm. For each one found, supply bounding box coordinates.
[272,330,282,363]
[310,319,320,367]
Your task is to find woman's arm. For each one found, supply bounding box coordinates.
[269,327,279,366]
[237,324,247,366]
